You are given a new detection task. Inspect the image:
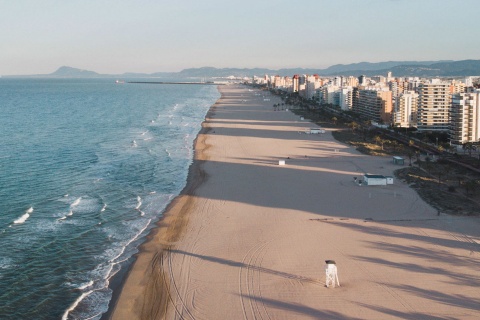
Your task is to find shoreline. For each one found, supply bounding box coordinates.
[108,84,480,319]
[105,87,222,319]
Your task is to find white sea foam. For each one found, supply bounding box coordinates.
[61,289,94,320]
[71,198,82,208]
[13,207,33,224]
[135,196,142,210]
[77,280,94,290]
[100,204,107,212]
[0,257,13,270]
[67,210,73,216]
[141,130,148,136]
[107,219,152,264]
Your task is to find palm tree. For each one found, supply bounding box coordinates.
[415,150,421,166]
[390,140,399,153]
[348,121,359,133]
[407,150,414,166]
[374,135,384,149]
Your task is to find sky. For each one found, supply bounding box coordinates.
[1,0,479,75]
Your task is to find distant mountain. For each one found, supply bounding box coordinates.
[335,60,480,77]
[50,66,99,77]
[174,60,480,78]
[3,60,480,78]
[321,61,449,74]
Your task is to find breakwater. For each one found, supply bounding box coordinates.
[128,81,225,85]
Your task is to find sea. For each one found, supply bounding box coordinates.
[0,78,220,319]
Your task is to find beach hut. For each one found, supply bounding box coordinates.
[392,156,404,165]
[363,174,387,186]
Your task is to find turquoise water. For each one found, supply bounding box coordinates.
[0,78,219,319]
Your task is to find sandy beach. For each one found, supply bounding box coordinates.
[110,84,480,319]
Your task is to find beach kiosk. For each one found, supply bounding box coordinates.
[393,156,404,165]
[306,128,326,134]
[363,174,387,186]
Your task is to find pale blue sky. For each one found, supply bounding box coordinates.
[1,0,479,75]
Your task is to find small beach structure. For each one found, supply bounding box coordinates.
[363,174,393,186]
[305,128,326,134]
[325,260,340,288]
[392,156,404,165]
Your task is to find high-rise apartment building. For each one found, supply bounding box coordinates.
[394,91,418,128]
[354,89,393,123]
[449,91,480,145]
[417,81,452,131]
[339,87,353,111]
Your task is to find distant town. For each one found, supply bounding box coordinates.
[249,73,480,151]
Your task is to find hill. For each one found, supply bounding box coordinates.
[3,60,480,78]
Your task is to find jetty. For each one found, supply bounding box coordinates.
[127,81,225,85]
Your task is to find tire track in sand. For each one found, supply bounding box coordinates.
[239,240,273,320]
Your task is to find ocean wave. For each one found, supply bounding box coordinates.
[135,196,142,210]
[0,257,13,270]
[71,197,82,208]
[77,280,94,290]
[61,289,94,320]
[13,207,33,224]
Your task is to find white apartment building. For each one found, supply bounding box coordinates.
[417,81,452,131]
[339,87,353,111]
[450,91,480,146]
[394,91,418,128]
[304,75,321,99]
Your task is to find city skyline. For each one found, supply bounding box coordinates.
[2,0,480,76]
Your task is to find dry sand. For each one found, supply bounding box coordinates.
[110,85,480,320]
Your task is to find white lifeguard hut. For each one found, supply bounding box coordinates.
[325,260,340,288]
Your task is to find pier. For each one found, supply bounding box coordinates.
[127,81,225,85]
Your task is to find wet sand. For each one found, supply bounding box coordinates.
[110,84,480,319]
